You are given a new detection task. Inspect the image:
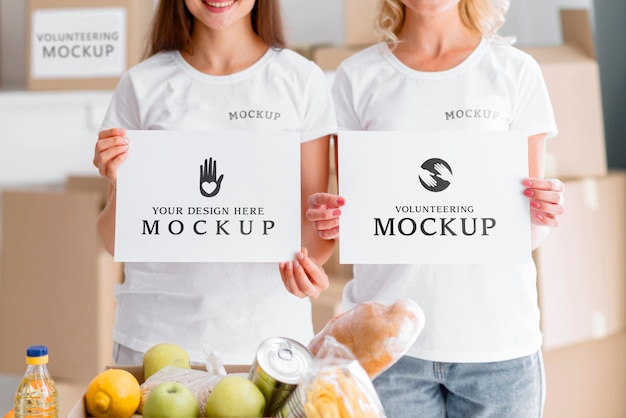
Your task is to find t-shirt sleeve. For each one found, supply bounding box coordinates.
[511,57,558,139]
[100,71,142,130]
[300,64,338,142]
[331,64,362,131]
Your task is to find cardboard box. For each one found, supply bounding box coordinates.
[1,0,28,87]
[0,3,3,86]
[312,44,369,71]
[26,0,154,90]
[344,0,378,46]
[534,170,626,351]
[66,174,110,203]
[542,333,626,418]
[0,90,112,188]
[0,176,123,380]
[321,139,353,281]
[67,364,251,418]
[311,274,349,333]
[519,9,607,179]
[56,379,94,418]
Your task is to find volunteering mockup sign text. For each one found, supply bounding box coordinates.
[338,131,531,264]
[31,7,127,79]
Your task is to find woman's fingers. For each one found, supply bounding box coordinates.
[306,193,344,240]
[524,177,564,192]
[524,177,565,227]
[98,127,126,140]
[94,129,130,181]
[308,193,345,210]
[279,249,329,299]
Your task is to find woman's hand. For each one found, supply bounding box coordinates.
[523,177,565,227]
[306,193,346,240]
[280,247,329,299]
[93,128,129,184]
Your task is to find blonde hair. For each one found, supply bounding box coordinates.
[374,0,513,48]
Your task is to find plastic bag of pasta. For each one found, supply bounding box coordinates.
[279,336,386,418]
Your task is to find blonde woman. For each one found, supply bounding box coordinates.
[299,0,565,416]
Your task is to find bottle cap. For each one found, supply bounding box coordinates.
[26,345,50,365]
[26,345,48,357]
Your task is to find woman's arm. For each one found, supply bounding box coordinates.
[93,127,129,255]
[280,135,336,299]
[526,133,565,250]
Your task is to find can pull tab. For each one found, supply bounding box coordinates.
[278,342,293,361]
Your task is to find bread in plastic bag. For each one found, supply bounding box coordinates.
[282,336,386,418]
[308,298,425,379]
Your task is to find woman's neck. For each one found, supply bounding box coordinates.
[393,7,481,72]
[182,20,268,76]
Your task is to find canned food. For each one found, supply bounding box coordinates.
[275,384,306,418]
[248,337,313,416]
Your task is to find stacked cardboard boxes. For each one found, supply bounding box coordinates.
[535,173,626,350]
[311,0,378,71]
[543,333,626,418]
[520,9,607,180]
[527,10,625,351]
[527,10,626,418]
[0,176,123,381]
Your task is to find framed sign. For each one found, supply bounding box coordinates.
[338,131,531,264]
[26,0,154,90]
[30,7,127,79]
[114,130,301,262]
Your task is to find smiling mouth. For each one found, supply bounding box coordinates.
[202,0,236,7]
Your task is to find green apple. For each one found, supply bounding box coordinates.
[143,343,191,381]
[204,375,265,417]
[143,381,200,418]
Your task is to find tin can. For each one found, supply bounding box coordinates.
[248,337,312,416]
[275,384,306,418]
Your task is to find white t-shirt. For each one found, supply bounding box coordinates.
[332,40,557,363]
[101,48,337,364]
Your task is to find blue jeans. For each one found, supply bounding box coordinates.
[373,351,545,418]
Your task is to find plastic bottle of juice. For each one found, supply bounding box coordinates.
[13,345,58,418]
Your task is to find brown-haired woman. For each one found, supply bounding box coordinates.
[93,0,337,366]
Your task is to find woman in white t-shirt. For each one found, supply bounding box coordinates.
[92,0,337,365]
[296,0,565,416]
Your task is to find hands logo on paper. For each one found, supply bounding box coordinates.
[418,158,453,192]
[200,158,224,198]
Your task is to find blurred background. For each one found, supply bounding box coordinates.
[0,0,624,416]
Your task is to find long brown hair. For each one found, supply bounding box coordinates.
[145,0,286,58]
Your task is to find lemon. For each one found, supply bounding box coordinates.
[85,368,141,417]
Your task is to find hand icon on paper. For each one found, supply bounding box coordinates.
[418,167,437,188]
[433,162,453,183]
[419,158,453,192]
[200,158,224,198]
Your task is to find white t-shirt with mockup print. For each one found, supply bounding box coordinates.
[101,48,337,364]
[333,39,557,363]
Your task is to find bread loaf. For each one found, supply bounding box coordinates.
[308,299,425,379]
